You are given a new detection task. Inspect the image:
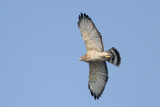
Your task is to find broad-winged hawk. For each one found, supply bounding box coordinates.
[78,13,121,100]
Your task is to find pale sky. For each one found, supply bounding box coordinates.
[0,0,160,107]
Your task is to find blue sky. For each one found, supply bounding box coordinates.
[0,0,160,107]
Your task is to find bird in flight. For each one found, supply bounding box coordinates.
[78,13,121,100]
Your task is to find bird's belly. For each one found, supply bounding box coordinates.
[90,56,106,62]
[88,53,106,62]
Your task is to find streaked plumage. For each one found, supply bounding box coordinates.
[78,13,121,100]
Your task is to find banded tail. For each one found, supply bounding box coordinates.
[106,47,121,66]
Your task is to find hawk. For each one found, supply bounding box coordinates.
[78,13,121,100]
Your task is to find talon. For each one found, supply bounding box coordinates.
[105,56,111,58]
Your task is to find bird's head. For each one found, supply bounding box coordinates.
[78,56,83,61]
[78,55,85,61]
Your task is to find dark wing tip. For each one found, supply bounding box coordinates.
[78,13,91,21]
[81,13,83,17]
[78,13,91,27]
[88,85,102,100]
[92,91,101,100]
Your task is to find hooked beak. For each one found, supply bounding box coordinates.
[78,57,82,61]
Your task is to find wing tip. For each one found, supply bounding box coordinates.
[90,90,101,100]
[88,84,105,100]
[78,12,93,30]
[78,13,91,21]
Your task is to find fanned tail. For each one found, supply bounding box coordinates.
[106,47,121,66]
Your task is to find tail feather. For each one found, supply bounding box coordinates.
[106,47,121,66]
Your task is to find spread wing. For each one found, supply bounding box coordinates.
[78,13,104,52]
[88,61,108,99]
